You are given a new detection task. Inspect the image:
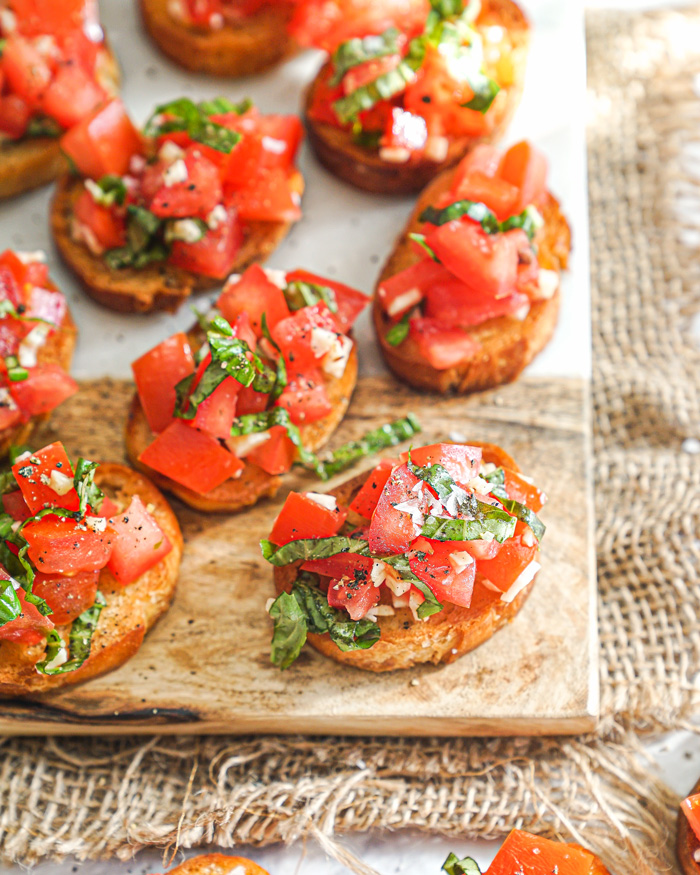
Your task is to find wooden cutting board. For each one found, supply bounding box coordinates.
[0,374,598,736]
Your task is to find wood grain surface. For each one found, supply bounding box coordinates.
[0,375,598,737]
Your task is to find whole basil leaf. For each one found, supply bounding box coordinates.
[420,511,516,543]
[482,468,546,540]
[269,591,308,669]
[0,579,21,626]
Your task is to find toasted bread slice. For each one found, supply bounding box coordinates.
[374,170,571,394]
[304,0,530,195]
[0,47,120,201]
[0,464,183,695]
[125,344,358,513]
[273,441,538,671]
[166,856,270,875]
[140,0,297,77]
[677,779,700,875]
[0,306,78,459]
[51,171,304,313]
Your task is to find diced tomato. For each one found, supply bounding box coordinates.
[301,552,373,580]
[100,494,119,519]
[246,425,296,475]
[10,364,78,420]
[367,462,424,555]
[343,54,403,95]
[149,147,222,219]
[11,442,79,514]
[0,391,21,430]
[228,311,258,351]
[106,495,172,586]
[169,205,243,279]
[460,538,502,561]
[32,569,99,625]
[307,72,344,126]
[222,114,303,185]
[486,830,605,875]
[502,468,546,513]
[0,586,53,644]
[0,94,31,138]
[349,458,397,519]
[23,514,115,574]
[381,106,427,153]
[378,258,449,318]
[132,333,195,434]
[477,522,538,593]
[60,99,142,179]
[409,317,480,370]
[1,36,52,105]
[284,269,368,332]
[0,251,25,306]
[423,276,530,327]
[399,443,481,486]
[2,490,31,522]
[449,146,501,192]
[269,491,347,546]
[26,285,67,326]
[498,141,548,213]
[289,0,428,50]
[74,189,126,251]
[182,0,222,25]
[275,369,331,425]
[424,220,520,298]
[409,538,476,608]
[682,795,700,844]
[192,376,240,439]
[10,0,86,37]
[327,573,380,620]
[236,384,269,415]
[139,418,243,495]
[41,64,105,130]
[451,171,520,221]
[218,264,291,336]
[229,167,302,223]
[271,302,340,371]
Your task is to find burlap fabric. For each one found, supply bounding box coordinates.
[1,7,699,874]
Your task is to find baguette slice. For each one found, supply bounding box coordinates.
[304,0,530,195]
[125,344,358,513]
[166,856,270,875]
[678,779,700,875]
[374,171,571,394]
[0,306,78,459]
[0,464,183,695]
[140,0,297,77]
[0,47,120,200]
[273,441,538,672]
[51,172,304,314]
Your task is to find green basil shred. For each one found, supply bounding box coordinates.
[143,97,243,153]
[442,852,482,875]
[482,467,546,540]
[420,200,542,240]
[330,28,402,85]
[35,592,106,676]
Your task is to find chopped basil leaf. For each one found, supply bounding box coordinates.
[385,313,410,347]
[105,206,168,270]
[4,355,27,382]
[231,407,318,469]
[35,591,106,675]
[128,205,161,236]
[144,97,242,153]
[330,27,402,85]
[0,579,21,625]
[420,200,540,241]
[350,124,383,149]
[260,313,287,401]
[483,467,546,540]
[442,852,481,875]
[420,511,516,543]
[283,280,338,314]
[197,96,252,116]
[381,554,443,618]
[92,174,127,207]
[25,115,63,139]
[261,536,371,567]
[462,73,500,113]
[9,445,30,465]
[73,457,104,516]
[408,232,439,260]
[0,38,6,58]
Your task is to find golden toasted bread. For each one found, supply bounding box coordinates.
[51,172,304,313]
[0,464,183,695]
[374,168,571,394]
[304,0,530,195]
[125,343,358,513]
[0,47,120,201]
[166,856,270,875]
[678,779,700,875]
[0,306,78,459]
[139,0,297,77]
[273,441,538,671]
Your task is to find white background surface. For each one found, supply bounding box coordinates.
[0,0,697,873]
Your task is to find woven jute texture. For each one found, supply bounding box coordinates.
[1,7,700,874]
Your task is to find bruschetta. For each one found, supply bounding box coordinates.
[0,440,182,695]
[374,141,571,393]
[298,0,530,193]
[125,265,370,513]
[0,0,119,200]
[679,786,700,875]
[52,96,304,314]
[263,440,546,671]
[164,856,270,875]
[444,829,610,875]
[0,249,78,457]
[140,0,297,77]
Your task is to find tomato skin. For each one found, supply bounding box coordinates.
[327,573,380,620]
[218,264,291,336]
[236,384,269,415]
[169,205,243,279]
[486,829,605,875]
[269,491,347,546]
[343,54,403,95]
[1,35,52,105]
[245,425,295,475]
[26,284,68,326]
[367,462,424,555]
[290,0,428,50]
[450,146,501,191]
[307,72,344,126]
[32,569,99,625]
[349,458,397,519]
[503,468,546,513]
[133,333,194,435]
[377,258,450,318]
[271,302,341,372]
[399,443,481,486]
[0,94,32,138]
[229,167,302,223]
[498,141,548,213]
[10,364,79,420]
[139,418,244,495]
[11,441,80,514]
[60,99,142,179]
[149,147,222,219]
[106,495,172,585]
[2,490,32,522]
[10,0,86,37]
[40,63,105,130]
[682,795,700,844]
[423,276,530,327]
[381,106,428,153]
[451,171,520,221]
[74,189,126,250]
[0,585,53,644]
[476,522,538,593]
[23,515,116,574]
[408,317,480,370]
[301,553,373,580]
[409,538,476,608]
[275,369,331,425]
[191,375,240,439]
[284,270,368,332]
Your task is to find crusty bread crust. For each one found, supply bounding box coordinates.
[0,464,183,695]
[373,168,572,394]
[51,172,304,313]
[125,343,359,513]
[0,303,78,459]
[0,46,120,201]
[166,855,270,875]
[139,0,297,77]
[304,0,530,194]
[273,441,538,671]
